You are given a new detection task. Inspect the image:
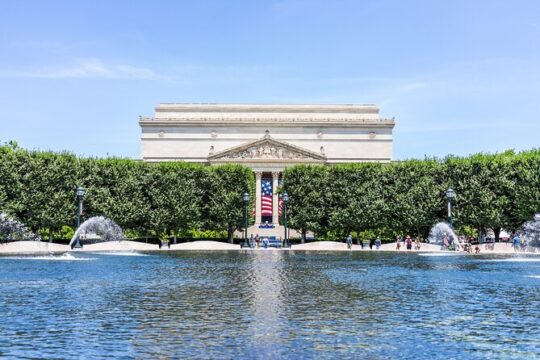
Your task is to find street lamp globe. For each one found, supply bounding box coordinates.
[446,188,455,201]
[282,192,289,203]
[76,186,86,198]
[243,192,250,204]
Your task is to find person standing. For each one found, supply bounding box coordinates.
[375,237,381,250]
[346,235,353,249]
[415,237,421,250]
[405,235,413,250]
[513,234,521,252]
[442,233,449,250]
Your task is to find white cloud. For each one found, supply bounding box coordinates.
[0,58,165,80]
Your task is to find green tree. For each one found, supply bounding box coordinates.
[17,151,79,241]
[146,162,205,243]
[205,165,254,243]
[282,165,329,242]
[386,160,445,238]
[324,164,385,239]
[79,158,151,237]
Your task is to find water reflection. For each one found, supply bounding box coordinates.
[244,251,286,356]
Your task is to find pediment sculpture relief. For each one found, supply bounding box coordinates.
[208,134,326,162]
[224,144,311,160]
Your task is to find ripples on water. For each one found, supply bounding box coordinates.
[0,251,539,359]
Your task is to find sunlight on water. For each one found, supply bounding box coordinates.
[486,257,540,262]
[92,251,149,257]
[418,252,464,257]
[1,253,95,261]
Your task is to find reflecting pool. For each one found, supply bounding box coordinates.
[1,251,539,359]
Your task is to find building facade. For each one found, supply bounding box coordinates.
[140,104,395,230]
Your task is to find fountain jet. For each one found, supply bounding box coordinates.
[428,222,462,251]
[521,214,540,248]
[69,216,124,249]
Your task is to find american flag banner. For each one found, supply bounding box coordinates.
[278,179,284,217]
[261,179,273,216]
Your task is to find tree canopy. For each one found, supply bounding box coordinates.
[1,143,538,242]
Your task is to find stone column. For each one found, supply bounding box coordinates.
[272,172,280,225]
[255,172,262,225]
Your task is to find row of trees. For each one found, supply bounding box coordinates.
[1,141,539,243]
[0,142,253,242]
[282,150,540,241]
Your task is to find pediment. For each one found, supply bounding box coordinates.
[208,135,326,162]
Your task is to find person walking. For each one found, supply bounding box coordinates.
[346,234,353,249]
[375,237,381,250]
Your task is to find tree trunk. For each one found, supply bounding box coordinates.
[301,228,306,243]
[493,227,501,243]
[228,226,234,244]
[478,226,483,243]
[173,228,178,244]
[49,229,53,243]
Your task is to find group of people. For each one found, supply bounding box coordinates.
[247,234,279,248]
[395,235,422,251]
[511,233,527,252]
[345,235,382,250]
[341,232,532,253]
[438,234,484,253]
[248,234,262,248]
[462,242,481,254]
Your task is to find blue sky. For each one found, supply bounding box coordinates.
[1,0,539,160]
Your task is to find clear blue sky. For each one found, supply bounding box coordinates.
[1,0,539,159]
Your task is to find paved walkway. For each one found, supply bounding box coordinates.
[1,240,538,255]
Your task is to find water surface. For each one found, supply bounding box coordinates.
[1,251,539,359]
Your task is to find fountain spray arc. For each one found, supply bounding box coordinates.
[69,216,124,249]
[428,222,462,251]
[521,214,540,248]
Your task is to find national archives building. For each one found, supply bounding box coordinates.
[139,104,395,230]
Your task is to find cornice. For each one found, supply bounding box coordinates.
[155,103,380,114]
[139,117,395,128]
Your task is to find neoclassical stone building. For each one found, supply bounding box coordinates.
[140,104,395,232]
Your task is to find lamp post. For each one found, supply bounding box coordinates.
[74,186,85,248]
[243,192,249,248]
[282,192,289,248]
[446,188,455,229]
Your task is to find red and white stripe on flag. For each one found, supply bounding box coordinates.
[261,179,273,216]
